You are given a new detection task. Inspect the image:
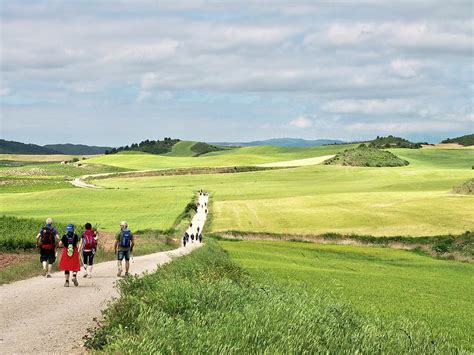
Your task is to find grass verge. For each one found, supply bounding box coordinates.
[86,240,465,353]
[213,230,474,262]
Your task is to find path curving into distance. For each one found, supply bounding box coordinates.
[71,177,102,189]
[0,193,209,354]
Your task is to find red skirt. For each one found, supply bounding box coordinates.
[59,247,81,271]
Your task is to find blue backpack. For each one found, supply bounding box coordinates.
[120,230,132,248]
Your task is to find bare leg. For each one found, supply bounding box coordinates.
[117,260,122,276]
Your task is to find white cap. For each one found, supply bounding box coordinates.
[120,221,128,227]
[46,217,53,225]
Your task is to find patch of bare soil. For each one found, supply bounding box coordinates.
[96,231,117,252]
[0,252,35,270]
[422,143,474,149]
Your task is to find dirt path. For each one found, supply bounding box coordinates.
[0,194,209,354]
[71,177,102,189]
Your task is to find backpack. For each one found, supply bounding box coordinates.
[83,230,97,250]
[66,233,75,257]
[119,230,132,248]
[40,227,55,249]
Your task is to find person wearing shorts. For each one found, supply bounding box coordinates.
[114,221,134,277]
[36,217,59,278]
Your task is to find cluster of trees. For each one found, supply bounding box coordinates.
[369,135,423,149]
[105,138,180,155]
[441,134,474,146]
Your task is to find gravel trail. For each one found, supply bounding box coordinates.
[0,194,209,354]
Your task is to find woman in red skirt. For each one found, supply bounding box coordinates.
[59,224,81,287]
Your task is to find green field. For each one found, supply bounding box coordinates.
[164,140,200,157]
[1,143,473,350]
[1,147,472,236]
[87,241,472,353]
[86,144,358,170]
[89,148,473,236]
[219,240,474,347]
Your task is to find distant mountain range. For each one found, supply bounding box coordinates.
[212,138,346,147]
[0,139,111,155]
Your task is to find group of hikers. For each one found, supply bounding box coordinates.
[35,192,208,286]
[35,218,134,287]
[182,223,203,247]
[182,191,208,247]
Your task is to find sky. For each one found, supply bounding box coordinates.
[1,0,473,146]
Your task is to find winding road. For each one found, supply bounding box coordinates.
[0,193,209,354]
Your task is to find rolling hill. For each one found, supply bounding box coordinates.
[165,141,223,157]
[0,139,111,155]
[441,134,474,146]
[324,144,409,167]
[44,144,111,155]
[0,139,61,154]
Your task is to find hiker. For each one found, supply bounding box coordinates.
[59,224,81,287]
[198,233,203,243]
[81,223,98,278]
[182,234,187,247]
[36,217,59,278]
[197,226,200,234]
[114,221,134,277]
[191,233,195,242]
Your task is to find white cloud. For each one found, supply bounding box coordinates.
[349,120,465,134]
[390,59,424,78]
[1,1,472,143]
[289,116,313,128]
[0,87,11,96]
[103,40,179,65]
[322,99,417,115]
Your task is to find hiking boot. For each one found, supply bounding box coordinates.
[83,273,88,278]
[64,280,69,287]
[117,269,122,277]
[125,272,130,277]
[43,269,47,276]
[46,274,52,278]
[72,278,78,287]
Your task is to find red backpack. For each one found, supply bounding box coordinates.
[39,227,55,249]
[83,230,97,250]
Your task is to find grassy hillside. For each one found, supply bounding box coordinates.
[442,133,474,146]
[165,141,223,157]
[87,144,358,170]
[88,149,474,236]
[220,240,474,349]
[0,161,129,193]
[324,144,409,167]
[1,148,472,236]
[164,141,198,157]
[87,241,470,353]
